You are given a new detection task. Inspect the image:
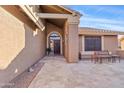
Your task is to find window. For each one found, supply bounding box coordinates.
[85,36,101,51]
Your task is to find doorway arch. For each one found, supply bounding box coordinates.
[47,32,63,55]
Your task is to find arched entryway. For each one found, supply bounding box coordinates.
[47,32,63,55]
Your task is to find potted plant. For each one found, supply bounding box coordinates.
[46,47,51,56]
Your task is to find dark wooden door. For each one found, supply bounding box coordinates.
[54,40,60,54]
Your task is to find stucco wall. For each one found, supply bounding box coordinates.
[46,22,63,36]
[67,23,79,62]
[79,36,82,51]
[120,39,124,50]
[0,7,46,87]
[104,35,118,54]
[117,50,124,58]
[79,35,84,52]
[63,21,68,58]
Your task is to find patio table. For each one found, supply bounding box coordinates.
[94,55,112,63]
[111,55,120,63]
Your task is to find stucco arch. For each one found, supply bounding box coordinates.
[47,31,63,55]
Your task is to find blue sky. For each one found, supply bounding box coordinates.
[67,5,124,31]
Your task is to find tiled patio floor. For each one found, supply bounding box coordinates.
[29,56,124,88]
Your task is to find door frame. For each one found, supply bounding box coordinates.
[47,32,63,55]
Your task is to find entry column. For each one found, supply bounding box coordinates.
[67,18,79,63]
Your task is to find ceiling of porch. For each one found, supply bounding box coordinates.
[39,5,70,28]
[40,5,72,14]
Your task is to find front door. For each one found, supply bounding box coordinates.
[54,40,60,54]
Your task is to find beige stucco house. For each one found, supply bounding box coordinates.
[0,5,124,87]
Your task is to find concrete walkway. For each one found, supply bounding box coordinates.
[29,56,124,88]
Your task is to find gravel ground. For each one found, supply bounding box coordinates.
[3,59,44,88]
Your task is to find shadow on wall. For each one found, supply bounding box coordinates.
[0,24,46,86]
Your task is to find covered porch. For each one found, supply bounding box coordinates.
[20,5,81,63]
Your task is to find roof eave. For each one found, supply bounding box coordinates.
[79,27,124,35]
[57,5,82,17]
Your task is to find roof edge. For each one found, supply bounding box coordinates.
[57,5,82,17]
[79,27,124,34]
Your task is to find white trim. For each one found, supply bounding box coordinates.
[82,36,85,51]
[47,32,63,55]
[102,36,104,51]
[37,13,71,19]
[19,5,45,31]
